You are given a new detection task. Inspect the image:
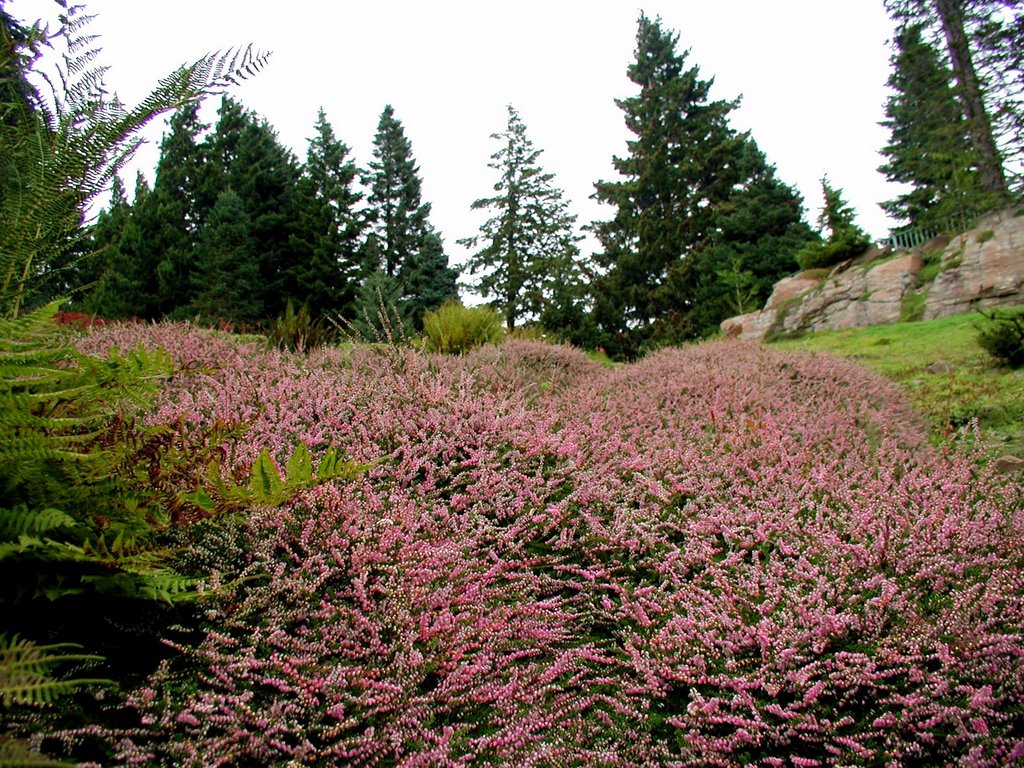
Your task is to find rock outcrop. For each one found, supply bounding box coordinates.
[722,208,1024,341]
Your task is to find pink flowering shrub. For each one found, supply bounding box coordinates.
[72,326,1024,766]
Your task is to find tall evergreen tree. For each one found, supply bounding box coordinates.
[879,23,984,228]
[883,0,1015,199]
[148,103,208,317]
[592,14,810,355]
[190,188,261,323]
[365,105,428,278]
[288,108,364,320]
[205,97,301,318]
[365,105,456,326]
[460,105,586,330]
[86,174,155,318]
[401,231,458,328]
[691,138,816,330]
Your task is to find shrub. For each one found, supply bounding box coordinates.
[977,309,1024,368]
[265,300,337,352]
[795,229,873,270]
[41,325,1024,766]
[422,301,504,354]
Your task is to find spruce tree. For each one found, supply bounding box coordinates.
[366,105,428,278]
[148,103,208,317]
[288,108,364,320]
[85,173,154,318]
[401,231,458,329]
[592,14,808,355]
[883,0,1014,199]
[365,105,456,326]
[205,97,301,318]
[879,24,983,228]
[795,178,873,270]
[190,188,261,324]
[460,105,586,330]
[693,139,815,330]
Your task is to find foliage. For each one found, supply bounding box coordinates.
[188,188,261,325]
[264,299,337,353]
[460,105,588,330]
[591,15,814,357]
[879,23,991,229]
[795,177,873,269]
[421,300,504,355]
[364,105,457,327]
[205,97,302,319]
[287,107,365,321]
[0,4,269,318]
[56,322,1024,766]
[977,308,1024,368]
[0,633,109,767]
[884,0,1015,197]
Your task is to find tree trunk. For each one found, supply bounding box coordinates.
[933,0,1008,196]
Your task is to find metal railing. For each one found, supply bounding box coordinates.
[877,212,979,251]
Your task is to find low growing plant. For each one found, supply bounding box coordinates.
[422,300,504,354]
[977,308,1024,368]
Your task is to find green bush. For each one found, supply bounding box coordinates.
[422,301,504,355]
[977,309,1024,368]
[795,230,873,270]
[265,300,337,352]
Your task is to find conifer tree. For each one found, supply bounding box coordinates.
[401,231,458,328]
[883,0,1015,198]
[879,24,984,228]
[460,105,586,330]
[592,14,810,355]
[366,105,428,278]
[190,188,261,323]
[205,97,301,318]
[365,105,456,326]
[148,103,208,317]
[288,108,364,320]
[692,139,815,330]
[795,178,873,270]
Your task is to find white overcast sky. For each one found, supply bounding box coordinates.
[9,0,901,271]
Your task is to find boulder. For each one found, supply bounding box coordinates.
[924,211,1024,320]
[720,207,1024,341]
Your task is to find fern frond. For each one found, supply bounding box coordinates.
[0,634,109,708]
[0,507,76,539]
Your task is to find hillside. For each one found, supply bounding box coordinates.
[723,207,1024,341]
[769,311,1024,457]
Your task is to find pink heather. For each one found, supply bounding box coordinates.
[71,325,1024,767]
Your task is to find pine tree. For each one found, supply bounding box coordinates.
[206,97,301,318]
[592,14,806,355]
[883,0,1014,198]
[879,24,984,228]
[190,188,261,324]
[460,105,586,330]
[365,105,456,326]
[288,108,364,320]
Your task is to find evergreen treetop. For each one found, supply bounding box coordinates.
[460,105,585,330]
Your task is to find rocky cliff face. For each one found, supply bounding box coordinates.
[722,208,1024,341]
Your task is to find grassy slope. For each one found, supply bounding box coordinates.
[768,309,1024,455]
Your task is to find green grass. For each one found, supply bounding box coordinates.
[769,310,1024,455]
